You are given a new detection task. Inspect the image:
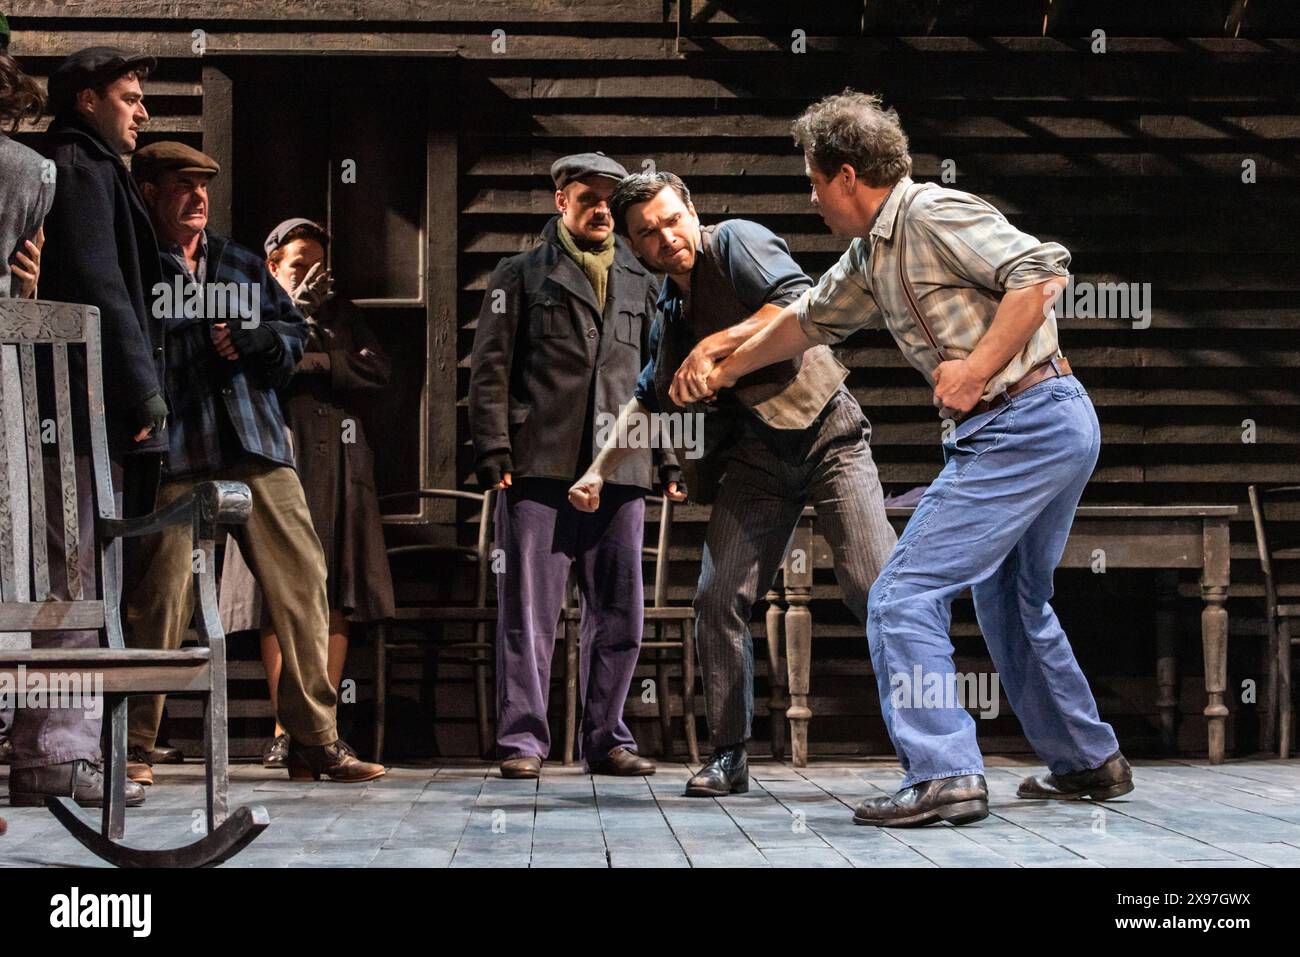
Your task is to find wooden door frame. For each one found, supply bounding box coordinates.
[200,56,459,523]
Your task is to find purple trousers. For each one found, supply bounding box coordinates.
[494,478,645,766]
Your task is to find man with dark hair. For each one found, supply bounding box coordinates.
[710,89,1130,826]
[7,46,162,809]
[570,171,896,797]
[470,152,675,779]
[124,140,384,784]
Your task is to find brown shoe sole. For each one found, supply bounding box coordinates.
[854,798,989,827]
[127,763,154,787]
[289,765,386,783]
[592,764,656,777]
[1018,780,1134,801]
[500,765,541,780]
[10,790,146,809]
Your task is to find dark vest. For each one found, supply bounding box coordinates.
[653,225,846,430]
[652,224,849,500]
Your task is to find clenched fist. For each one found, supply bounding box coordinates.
[568,472,604,513]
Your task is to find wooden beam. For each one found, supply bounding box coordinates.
[201,64,234,235]
[7,0,669,23]
[426,119,459,506]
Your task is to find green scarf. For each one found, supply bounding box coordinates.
[556,220,616,312]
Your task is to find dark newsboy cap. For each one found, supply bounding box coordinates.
[131,141,220,183]
[550,152,628,189]
[263,218,330,256]
[47,46,156,116]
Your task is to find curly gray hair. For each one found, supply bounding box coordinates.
[792,89,911,188]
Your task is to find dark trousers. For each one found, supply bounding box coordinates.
[494,478,645,766]
[694,389,897,747]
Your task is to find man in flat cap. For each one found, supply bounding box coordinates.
[123,140,385,785]
[7,46,162,810]
[470,152,681,778]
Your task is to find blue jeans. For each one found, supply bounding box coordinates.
[867,374,1120,788]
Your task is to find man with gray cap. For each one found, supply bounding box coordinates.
[123,140,385,785]
[7,46,161,809]
[469,152,680,779]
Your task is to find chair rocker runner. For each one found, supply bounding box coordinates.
[0,298,269,867]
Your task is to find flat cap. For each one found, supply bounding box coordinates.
[550,152,628,190]
[47,46,156,116]
[131,140,220,183]
[264,218,330,256]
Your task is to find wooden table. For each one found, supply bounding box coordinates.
[768,505,1239,767]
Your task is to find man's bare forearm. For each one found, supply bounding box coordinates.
[965,277,1068,382]
[585,397,649,479]
[696,302,786,361]
[714,304,821,383]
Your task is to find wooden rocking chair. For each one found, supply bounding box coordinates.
[0,298,268,867]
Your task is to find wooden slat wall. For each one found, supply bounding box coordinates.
[8,1,1299,758]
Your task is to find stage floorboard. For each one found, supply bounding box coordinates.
[4,757,1300,868]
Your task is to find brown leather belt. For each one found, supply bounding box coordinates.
[957,356,1073,423]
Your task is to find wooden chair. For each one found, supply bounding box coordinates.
[373,488,496,760]
[0,299,268,867]
[1248,484,1300,758]
[563,494,700,765]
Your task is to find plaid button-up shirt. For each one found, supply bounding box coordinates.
[795,176,1071,408]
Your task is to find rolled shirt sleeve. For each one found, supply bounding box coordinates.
[713,220,812,311]
[914,190,1071,292]
[794,237,883,345]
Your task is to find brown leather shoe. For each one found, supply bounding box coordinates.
[287,739,386,783]
[1017,751,1133,801]
[9,760,146,808]
[148,745,184,765]
[127,745,154,786]
[500,755,542,779]
[853,774,989,827]
[591,746,655,777]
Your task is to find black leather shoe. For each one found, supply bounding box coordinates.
[9,760,146,809]
[262,733,289,769]
[853,774,988,827]
[1017,751,1134,801]
[685,745,748,797]
[148,745,184,765]
[500,755,542,779]
[591,746,655,776]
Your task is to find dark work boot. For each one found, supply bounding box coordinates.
[9,760,146,808]
[853,774,989,827]
[1017,751,1134,801]
[685,744,749,797]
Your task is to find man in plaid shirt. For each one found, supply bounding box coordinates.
[701,90,1132,827]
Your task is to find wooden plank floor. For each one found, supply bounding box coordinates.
[3,757,1300,868]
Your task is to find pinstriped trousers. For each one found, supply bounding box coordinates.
[695,388,897,748]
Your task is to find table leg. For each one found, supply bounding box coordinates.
[764,583,787,761]
[1201,517,1231,764]
[785,518,815,767]
[1154,570,1180,752]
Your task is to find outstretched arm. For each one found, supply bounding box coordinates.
[705,303,822,394]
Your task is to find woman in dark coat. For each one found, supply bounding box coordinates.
[221,219,395,766]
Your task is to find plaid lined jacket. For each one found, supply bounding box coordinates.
[156,229,307,479]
